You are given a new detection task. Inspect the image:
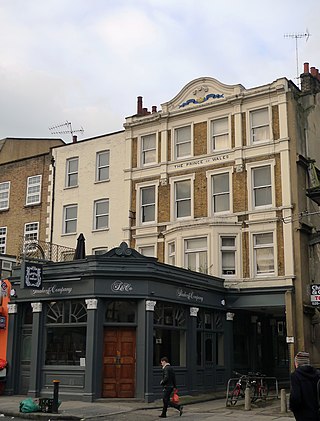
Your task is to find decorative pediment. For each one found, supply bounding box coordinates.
[161,77,245,112]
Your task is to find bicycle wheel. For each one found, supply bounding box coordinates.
[230,387,241,405]
[259,384,269,400]
[251,384,258,403]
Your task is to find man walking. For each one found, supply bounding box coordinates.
[159,357,183,418]
[289,351,320,421]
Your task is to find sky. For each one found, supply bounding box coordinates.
[0,0,319,143]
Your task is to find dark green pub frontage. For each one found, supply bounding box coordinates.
[6,243,288,401]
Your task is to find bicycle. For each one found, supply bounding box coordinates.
[250,372,268,403]
[229,371,268,405]
[229,371,253,405]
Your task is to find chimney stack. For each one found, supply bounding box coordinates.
[152,106,157,113]
[137,96,143,115]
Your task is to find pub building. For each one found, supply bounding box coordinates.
[5,243,288,401]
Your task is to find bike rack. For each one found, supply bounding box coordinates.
[225,375,279,407]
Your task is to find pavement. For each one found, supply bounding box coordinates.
[0,392,294,420]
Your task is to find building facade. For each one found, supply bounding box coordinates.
[48,131,129,255]
[124,65,320,372]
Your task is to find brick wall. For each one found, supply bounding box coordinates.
[194,122,207,156]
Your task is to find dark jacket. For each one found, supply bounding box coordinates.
[160,364,177,389]
[289,365,320,421]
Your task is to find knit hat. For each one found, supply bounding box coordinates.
[294,351,310,367]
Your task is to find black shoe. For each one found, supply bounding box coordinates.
[179,405,183,416]
[159,415,166,418]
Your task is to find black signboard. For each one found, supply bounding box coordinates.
[0,316,6,329]
[22,262,43,289]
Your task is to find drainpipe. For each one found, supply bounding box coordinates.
[49,156,56,260]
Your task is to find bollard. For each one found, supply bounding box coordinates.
[52,379,60,413]
[280,388,287,413]
[244,386,251,411]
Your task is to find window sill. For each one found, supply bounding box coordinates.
[94,179,110,184]
[64,185,79,190]
[24,203,41,208]
[61,232,77,237]
[92,228,109,233]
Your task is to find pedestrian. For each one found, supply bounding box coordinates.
[159,356,183,418]
[289,351,320,421]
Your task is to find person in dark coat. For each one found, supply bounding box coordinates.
[289,351,320,421]
[159,356,183,418]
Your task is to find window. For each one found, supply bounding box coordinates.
[141,134,156,165]
[92,248,108,255]
[212,173,230,213]
[26,175,41,205]
[221,236,236,276]
[174,125,191,159]
[45,300,87,365]
[153,302,186,366]
[253,165,272,208]
[24,222,39,252]
[196,310,224,367]
[253,232,274,275]
[63,205,77,234]
[66,157,79,187]
[168,242,175,266]
[250,108,269,143]
[139,245,155,257]
[175,180,191,219]
[211,117,229,151]
[0,182,10,210]
[105,301,136,323]
[0,227,7,253]
[141,186,155,223]
[184,237,207,273]
[94,199,109,230]
[96,150,109,182]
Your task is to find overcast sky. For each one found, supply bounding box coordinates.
[0,0,318,143]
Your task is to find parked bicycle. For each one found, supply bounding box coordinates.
[229,371,268,405]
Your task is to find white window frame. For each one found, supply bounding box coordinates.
[93,199,109,231]
[140,133,157,166]
[63,204,78,234]
[138,245,155,257]
[173,124,193,160]
[26,175,42,205]
[0,227,7,254]
[92,247,108,255]
[220,235,237,277]
[136,181,159,226]
[65,157,79,188]
[249,107,271,144]
[24,222,39,251]
[0,181,10,210]
[184,237,208,273]
[246,160,275,211]
[167,241,176,266]
[96,150,110,182]
[170,175,195,221]
[207,168,233,215]
[252,231,275,277]
[210,116,230,151]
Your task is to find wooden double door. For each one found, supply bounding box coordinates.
[102,328,136,398]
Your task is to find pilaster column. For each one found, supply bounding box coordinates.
[84,299,98,402]
[188,307,199,395]
[145,300,156,402]
[6,304,18,395]
[28,302,43,397]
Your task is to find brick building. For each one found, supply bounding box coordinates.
[0,138,65,277]
[123,64,320,375]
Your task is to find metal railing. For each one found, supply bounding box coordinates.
[16,238,75,264]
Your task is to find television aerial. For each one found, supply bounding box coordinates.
[49,121,84,142]
[284,29,310,87]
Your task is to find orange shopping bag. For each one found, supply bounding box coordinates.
[171,388,179,404]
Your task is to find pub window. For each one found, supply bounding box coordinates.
[105,301,136,323]
[153,302,186,367]
[45,300,87,366]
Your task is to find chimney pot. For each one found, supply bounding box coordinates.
[137,96,143,115]
[152,105,157,113]
[311,67,317,77]
[72,135,77,143]
[304,62,310,73]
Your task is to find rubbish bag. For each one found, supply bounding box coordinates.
[171,388,180,404]
[19,398,40,413]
